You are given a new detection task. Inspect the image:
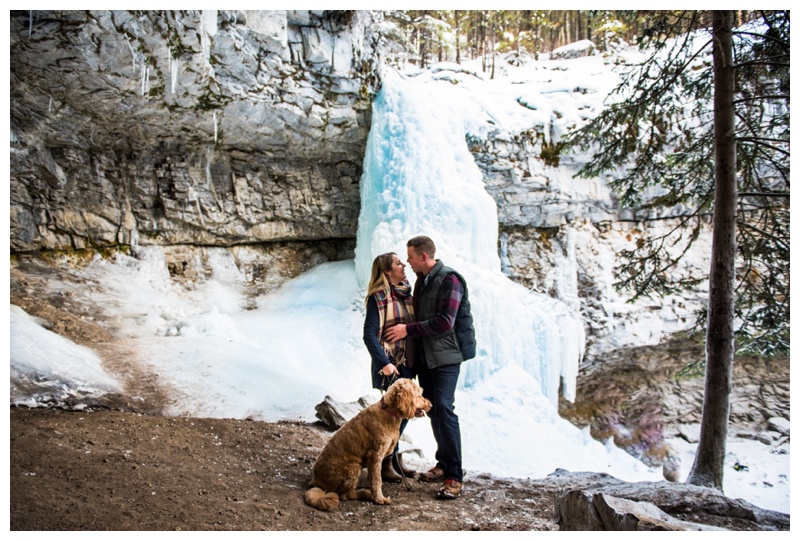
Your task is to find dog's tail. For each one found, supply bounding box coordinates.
[304,487,339,511]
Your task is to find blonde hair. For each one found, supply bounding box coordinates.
[365,252,396,305]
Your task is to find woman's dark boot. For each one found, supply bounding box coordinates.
[381,456,403,483]
[395,452,416,476]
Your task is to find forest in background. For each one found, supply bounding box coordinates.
[382,10,762,73]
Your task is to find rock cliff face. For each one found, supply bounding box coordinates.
[558,338,790,472]
[10,10,378,254]
[472,127,712,360]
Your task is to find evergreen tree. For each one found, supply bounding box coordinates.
[564,10,789,489]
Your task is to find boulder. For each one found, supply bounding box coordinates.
[314,394,375,429]
[550,470,789,531]
[557,491,725,530]
[766,417,790,436]
[550,39,596,60]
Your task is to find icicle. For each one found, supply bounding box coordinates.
[213,112,218,144]
[120,201,140,255]
[48,96,52,113]
[205,145,223,210]
[200,10,218,79]
[28,10,32,37]
[205,145,214,189]
[195,200,205,226]
[554,227,580,311]
[202,10,218,38]
[170,52,180,95]
[184,188,205,226]
[126,38,137,74]
[200,10,218,61]
[130,226,140,254]
[140,62,150,97]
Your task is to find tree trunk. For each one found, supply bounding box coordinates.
[419,10,428,68]
[490,11,496,79]
[455,10,461,64]
[686,10,737,490]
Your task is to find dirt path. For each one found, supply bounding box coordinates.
[10,407,560,531]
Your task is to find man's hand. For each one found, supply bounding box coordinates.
[384,323,408,343]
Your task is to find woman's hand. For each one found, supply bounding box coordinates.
[381,364,399,377]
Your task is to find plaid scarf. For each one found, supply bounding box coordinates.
[373,281,415,367]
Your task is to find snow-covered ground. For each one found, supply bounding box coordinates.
[7,39,790,514]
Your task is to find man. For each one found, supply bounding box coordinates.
[384,235,475,499]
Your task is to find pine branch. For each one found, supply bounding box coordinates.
[735,137,790,157]
[732,59,790,69]
[738,192,790,198]
[733,94,790,104]
[738,221,790,251]
[732,30,790,50]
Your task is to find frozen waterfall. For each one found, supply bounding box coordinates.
[354,69,584,404]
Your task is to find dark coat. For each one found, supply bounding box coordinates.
[363,295,415,391]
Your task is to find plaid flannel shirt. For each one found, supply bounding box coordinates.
[407,274,463,338]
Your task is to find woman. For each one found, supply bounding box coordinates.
[363,252,417,482]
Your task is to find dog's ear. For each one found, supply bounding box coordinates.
[390,379,419,419]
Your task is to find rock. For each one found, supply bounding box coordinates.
[559,338,789,473]
[313,394,425,461]
[677,423,702,443]
[753,433,775,445]
[557,490,726,530]
[313,394,375,430]
[661,455,681,482]
[550,470,789,531]
[766,417,790,436]
[10,10,380,253]
[550,39,596,60]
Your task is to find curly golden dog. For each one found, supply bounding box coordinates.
[304,378,431,511]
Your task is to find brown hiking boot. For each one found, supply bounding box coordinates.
[437,479,463,499]
[418,466,444,483]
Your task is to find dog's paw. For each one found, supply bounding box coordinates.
[374,496,393,505]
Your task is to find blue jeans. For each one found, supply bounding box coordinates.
[417,362,462,482]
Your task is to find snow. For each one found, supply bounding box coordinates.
[9,305,123,407]
[7,39,790,515]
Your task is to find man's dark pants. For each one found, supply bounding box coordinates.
[417,361,463,482]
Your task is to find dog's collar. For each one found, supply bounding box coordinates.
[380,397,402,419]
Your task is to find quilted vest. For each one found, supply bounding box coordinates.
[414,260,476,368]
